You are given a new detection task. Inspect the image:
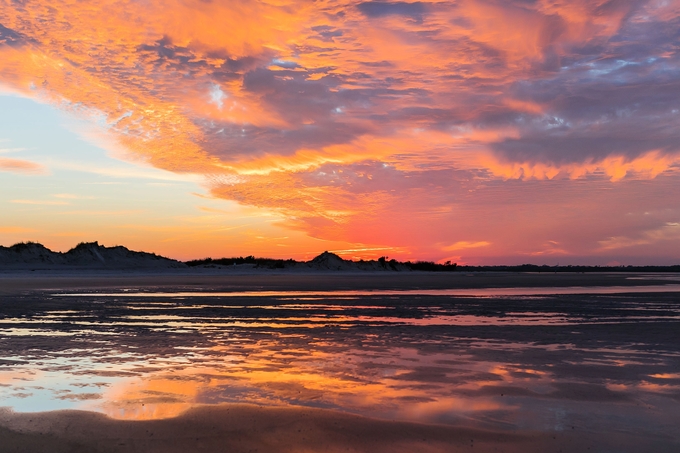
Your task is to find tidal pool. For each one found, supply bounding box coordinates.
[1,285,679,451]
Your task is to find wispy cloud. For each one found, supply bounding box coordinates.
[10,199,69,205]
[56,209,143,216]
[443,241,491,252]
[598,223,680,251]
[47,160,202,182]
[328,246,401,254]
[52,193,96,200]
[0,157,46,174]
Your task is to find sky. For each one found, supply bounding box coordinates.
[1,0,679,265]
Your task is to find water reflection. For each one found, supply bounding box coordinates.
[0,290,679,440]
[92,344,510,422]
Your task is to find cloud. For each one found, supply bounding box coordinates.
[10,199,69,205]
[47,160,202,182]
[0,23,31,47]
[479,150,680,181]
[443,241,491,252]
[3,1,672,174]
[598,222,680,251]
[209,83,226,110]
[0,157,46,174]
[526,242,571,256]
[52,193,96,200]
[356,2,428,19]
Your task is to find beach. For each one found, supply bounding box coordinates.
[1,268,679,293]
[1,270,679,452]
[3,403,676,453]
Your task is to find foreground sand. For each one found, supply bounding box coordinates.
[2,403,674,453]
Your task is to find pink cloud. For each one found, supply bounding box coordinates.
[0,157,45,174]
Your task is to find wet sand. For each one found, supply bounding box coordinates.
[1,404,675,453]
[1,268,678,294]
[1,270,679,452]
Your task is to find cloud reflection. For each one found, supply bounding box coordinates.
[96,343,506,422]
[2,289,680,443]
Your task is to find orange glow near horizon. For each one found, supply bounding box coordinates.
[1,0,680,264]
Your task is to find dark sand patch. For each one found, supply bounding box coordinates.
[0,270,677,295]
[466,382,631,401]
[1,404,676,453]
[548,382,632,402]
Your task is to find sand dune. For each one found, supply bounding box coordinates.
[0,244,402,272]
[0,242,185,270]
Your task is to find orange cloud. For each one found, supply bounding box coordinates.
[0,0,638,176]
[0,157,45,174]
[478,151,680,182]
[443,241,491,252]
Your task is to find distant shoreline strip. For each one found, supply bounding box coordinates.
[55,284,680,298]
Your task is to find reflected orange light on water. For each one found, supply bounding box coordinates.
[649,373,680,379]
[3,290,679,436]
[94,344,507,421]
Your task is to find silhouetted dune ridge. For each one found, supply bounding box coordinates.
[0,241,185,269]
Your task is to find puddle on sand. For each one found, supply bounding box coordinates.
[0,290,679,442]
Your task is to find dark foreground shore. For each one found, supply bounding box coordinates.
[1,403,674,453]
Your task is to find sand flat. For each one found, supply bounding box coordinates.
[1,270,679,452]
[1,269,678,294]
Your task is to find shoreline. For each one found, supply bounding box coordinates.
[1,269,679,295]
[1,403,674,453]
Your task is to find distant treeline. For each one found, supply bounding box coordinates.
[185,256,296,269]
[378,257,458,272]
[185,255,460,271]
[185,256,680,272]
[455,264,680,273]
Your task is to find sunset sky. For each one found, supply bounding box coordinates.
[1,0,679,264]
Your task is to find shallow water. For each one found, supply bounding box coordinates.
[1,287,679,443]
